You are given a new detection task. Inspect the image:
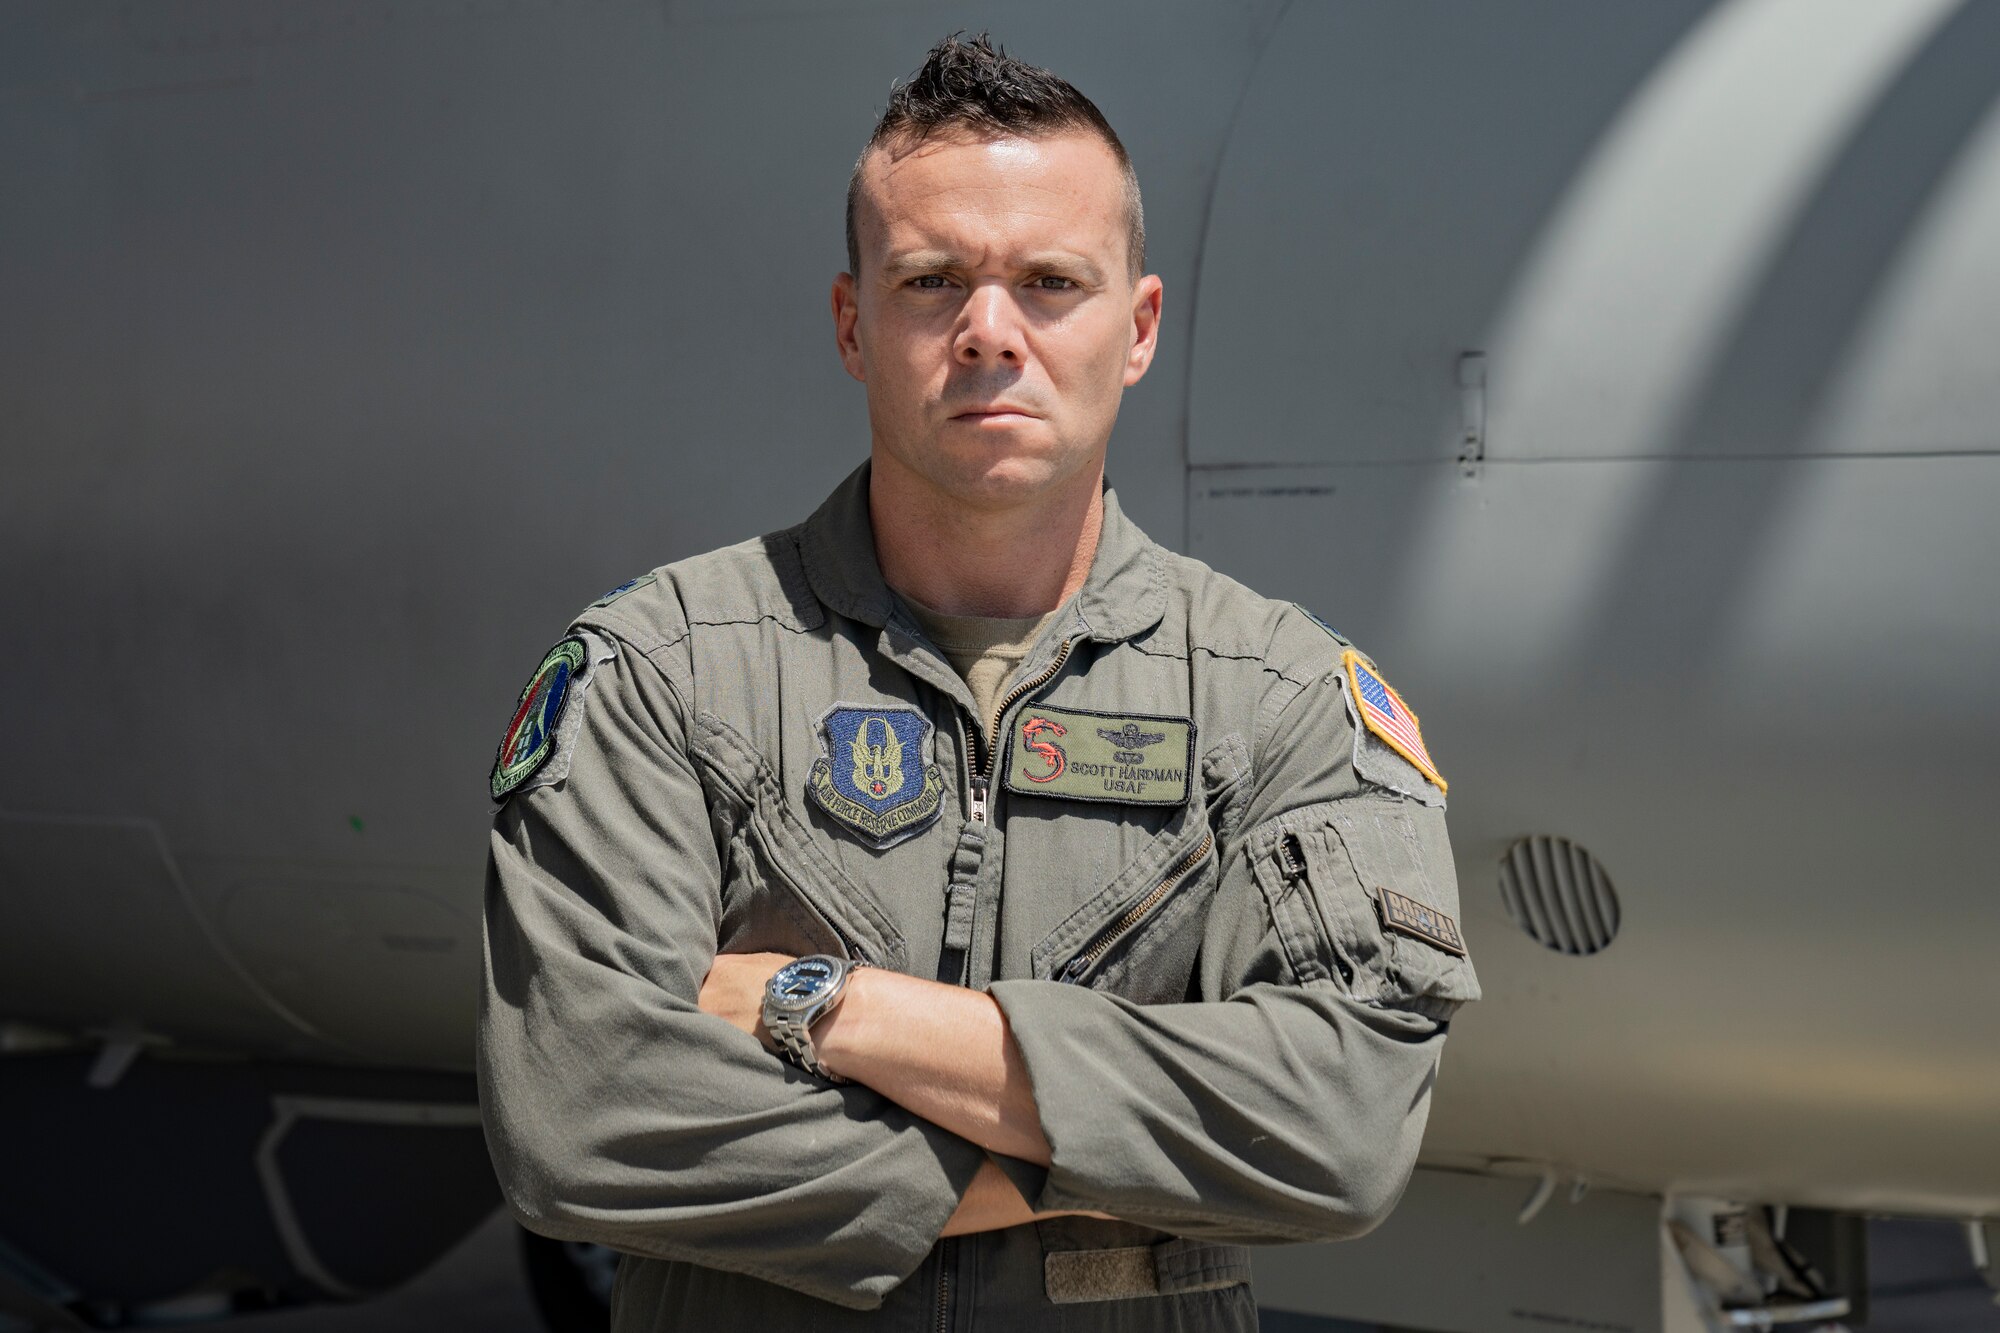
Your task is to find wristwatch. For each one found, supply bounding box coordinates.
[762,954,867,1082]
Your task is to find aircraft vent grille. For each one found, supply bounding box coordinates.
[1498,836,1619,955]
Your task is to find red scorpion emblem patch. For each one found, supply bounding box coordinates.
[1020,716,1068,783]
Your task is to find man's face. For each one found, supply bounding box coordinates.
[833,130,1163,512]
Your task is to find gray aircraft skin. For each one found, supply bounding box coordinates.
[3,1,1998,1329]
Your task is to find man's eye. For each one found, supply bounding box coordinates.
[910,275,950,290]
[1033,276,1077,291]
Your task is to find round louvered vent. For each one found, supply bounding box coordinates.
[1498,836,1620,955]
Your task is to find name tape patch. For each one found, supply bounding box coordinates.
[1003,704,1194,807]
[1376,886,1467,958]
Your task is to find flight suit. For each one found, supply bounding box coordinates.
[477,460,1480,1331]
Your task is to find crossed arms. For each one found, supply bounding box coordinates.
[478,639,1462,1310]
[695,949,1116,1236]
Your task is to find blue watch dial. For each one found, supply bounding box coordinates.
[771,957,839,1006]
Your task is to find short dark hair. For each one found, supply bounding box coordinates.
[845,32,1146,281]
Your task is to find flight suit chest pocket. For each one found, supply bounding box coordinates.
[691,710,908,971]
[1257,795,1480,1019]
[1027,736,1249,1002]
[1040,824,1217,1001]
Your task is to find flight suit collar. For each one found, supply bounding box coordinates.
[798,459,1168,647]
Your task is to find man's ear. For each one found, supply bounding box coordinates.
[832,272,866,383]
[1123,273,1164,386]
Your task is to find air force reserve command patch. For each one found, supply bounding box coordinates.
[807,704,945,848]
[1341,648,1447,796]
[491,638,589,801]
[1003,704,1194,806]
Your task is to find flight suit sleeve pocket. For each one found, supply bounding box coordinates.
[1257,796,1480,1019]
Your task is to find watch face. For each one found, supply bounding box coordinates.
[769,957,839,1010]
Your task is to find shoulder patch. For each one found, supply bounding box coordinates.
[806,704,945,849]
[590,572,656,609]
[1340,649,1447,798]
[1002,704,1194,807]
[491,638,588,801]
[1294,603,1346,644]
[1379,887,1468,958]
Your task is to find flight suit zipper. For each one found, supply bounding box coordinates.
[962,637,1076,823]
[924,636,1084,1332]
[929,640,1081,1330]
[934,1238,953,1333]
[1056,832,1216,984]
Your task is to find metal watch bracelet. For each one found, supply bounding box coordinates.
[770,959,868,1083]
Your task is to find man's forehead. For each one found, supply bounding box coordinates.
[865,125,1119,183]
[857,130,1126,261]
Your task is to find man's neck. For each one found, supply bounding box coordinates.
[869,454,1104,620]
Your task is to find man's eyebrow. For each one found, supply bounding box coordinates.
[1020,252,1104,284]
[879,250,1106,284]
[880,250,962,280]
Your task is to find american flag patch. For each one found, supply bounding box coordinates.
[1342,650,1446,794]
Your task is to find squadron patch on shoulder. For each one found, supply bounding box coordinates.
[1294,603,1346,643]
[1002,704,1194,807]
[1341,649,1446,795]
[590,573,655,609]
[806,703,945,849]
[491,638,589,801]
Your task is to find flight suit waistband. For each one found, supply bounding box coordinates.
[1042,1237,1253,1303]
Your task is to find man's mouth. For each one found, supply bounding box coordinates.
[951,407,1038,421]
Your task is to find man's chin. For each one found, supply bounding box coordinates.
[962,443,1056,475]
[928,452,1084,510]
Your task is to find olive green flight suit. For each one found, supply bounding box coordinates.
[478,460,1480,1331]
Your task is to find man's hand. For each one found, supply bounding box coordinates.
[943,1155,1115,1235]
[696,950,794,1048]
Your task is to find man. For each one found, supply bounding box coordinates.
[479,33,1478,1331]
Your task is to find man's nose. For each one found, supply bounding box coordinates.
[954,283,1025,365]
